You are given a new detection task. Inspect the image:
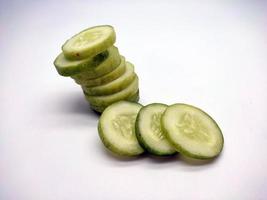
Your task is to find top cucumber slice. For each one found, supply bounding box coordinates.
[136,103,176,156]
[98,101,144,156]
[54,50,108,76]
[161,104,224,159]
[62,25,116,60]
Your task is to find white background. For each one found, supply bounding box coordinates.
[1,0,267,199]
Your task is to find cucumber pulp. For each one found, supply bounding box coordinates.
[98,101,144,156]
[62,25,116,60]
[82,61,136,96]
[161,104,224,159]
[71,46,120,81]
[136,103,176,156]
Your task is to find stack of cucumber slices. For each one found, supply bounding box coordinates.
[54,25,139,112]
[54,25,224,161]
[98,101,224,159]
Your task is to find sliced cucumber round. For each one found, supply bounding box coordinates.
[136,103,176,156]
[90,90,139,113]
[83,62,136,96]
[62,25,116,60]
[71,46,120,81]
[161,104,224,159]
[84,76,139,106]
[98,101,144,156]
[54,51,108,77]
[74,56,126,86]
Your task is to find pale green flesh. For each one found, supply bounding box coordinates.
[136,104,176,156]
[84,76,139,106]
[71,46,120,80]
[98,101,144,156]
[74,56,126,86]
[162,104,224,159]
[83,62,136,96]
[54,51,108,76]
[62,25,116,60]
[90,90,139,113]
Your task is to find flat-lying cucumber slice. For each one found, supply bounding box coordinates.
[90,90,139,113]
[54,51,108,77]
[71,46,120,80]
[74,56,126,86]
[84,76,139,106]
[136,103,176,156]
[62,25,116,60]
[98,101,144,156]
[161,104,224,159]
[83,62,136,96]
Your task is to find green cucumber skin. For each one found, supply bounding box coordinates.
[84,76,139,106]
[62,25,116,60]
[54,51,108,77]
[82,62,135,96]
[83,74,136,96]
[161,103,224,160]
[74,56,126,87]
[90,90,140,113]
[98,101,144,156]
[71,46,120,80]
[135,103,177,156]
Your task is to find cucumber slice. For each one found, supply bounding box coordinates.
[71,46,120,80]
[90,90,140,113]
[84,76,139,106]
[74,56,126,86]
[54,51,108,76]
[98,101,144,156]
[161,104,224,159]
[62,25,116,60]
[82,62,136,96]
[136,103,176,156]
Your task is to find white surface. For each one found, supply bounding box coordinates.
[1,0,267,199]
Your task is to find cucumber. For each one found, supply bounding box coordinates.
[84,76,139,106]
[90,90,140,113]
[74,56,126,86]
[161,104,224,159]
[54,51,108,77]
[82,62,136,96]
[136,103,176,156]
[71,46,120,80]
[62,25,116,60]
[98,101,144,156]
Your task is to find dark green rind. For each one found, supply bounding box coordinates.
[90,90,140,113]
[135,103,177,156]
[97,101,144,156]
[54,51,108,77]
[71,46,120,80]
[62,25,116,60]
[161,103,224,160]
